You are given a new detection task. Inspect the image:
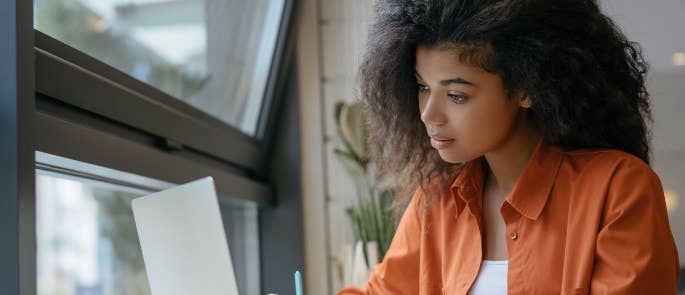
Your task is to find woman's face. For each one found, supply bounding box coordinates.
[415,45,532,163]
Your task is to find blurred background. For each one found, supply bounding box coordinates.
[1,0,683,294]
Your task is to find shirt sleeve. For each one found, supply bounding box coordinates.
[590,158,681,294]
[337,189,423,295]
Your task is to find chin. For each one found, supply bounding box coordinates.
[437,150,480,164]
[437,152,467,164]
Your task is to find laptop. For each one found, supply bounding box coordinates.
[132,177,240,295]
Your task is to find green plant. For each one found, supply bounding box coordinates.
[333,100,397,266]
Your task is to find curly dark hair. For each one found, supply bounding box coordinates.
[359,0,652,210]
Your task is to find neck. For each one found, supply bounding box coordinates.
[483,119,541,196]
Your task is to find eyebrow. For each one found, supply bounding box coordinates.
[415,71,476,87]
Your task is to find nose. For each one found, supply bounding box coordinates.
[420,95,447,126]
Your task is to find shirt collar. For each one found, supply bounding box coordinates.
[450,138,564,220]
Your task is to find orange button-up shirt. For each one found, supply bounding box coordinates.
[338,140,680,294]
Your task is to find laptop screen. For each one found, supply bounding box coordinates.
[132,177,240,295]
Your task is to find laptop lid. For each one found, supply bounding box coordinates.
[132,177,240,295]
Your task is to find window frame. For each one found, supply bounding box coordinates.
[2,0,36,294]
[33,100,272,203]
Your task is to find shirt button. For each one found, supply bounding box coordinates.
[510,231,519,240]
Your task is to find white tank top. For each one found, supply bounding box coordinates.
[468,260,508,294]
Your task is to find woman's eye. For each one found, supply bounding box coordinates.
[417,83,466,103]
[448,94,467,104]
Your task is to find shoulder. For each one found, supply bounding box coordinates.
[555,147,664,212]
[562,148,665,213]
[562,147,657,182]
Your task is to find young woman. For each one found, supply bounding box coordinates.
[338,0,680,294]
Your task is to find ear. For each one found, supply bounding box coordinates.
[518,93,533,109]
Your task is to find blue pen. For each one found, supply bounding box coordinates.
[294,270,303,295]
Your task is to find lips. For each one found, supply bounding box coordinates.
[430,135,453,141]
[429,135,454,149]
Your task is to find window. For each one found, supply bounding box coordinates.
[34,0,286,136]
[36,173,150,295]
[5,0,297,292]
[36,153,261,295]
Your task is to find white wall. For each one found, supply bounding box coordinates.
[319,0,376,293]
[297,0,376,293]
[297,0,377,293]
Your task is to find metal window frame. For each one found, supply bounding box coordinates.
[34,99,272,204]
[1,0,35,294]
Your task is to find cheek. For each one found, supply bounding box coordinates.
[474,103,518,139]
[442,96,519,156]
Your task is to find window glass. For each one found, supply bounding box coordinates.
[36,173,150,295]
[34,0,286,136]
[36,164,260,294]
